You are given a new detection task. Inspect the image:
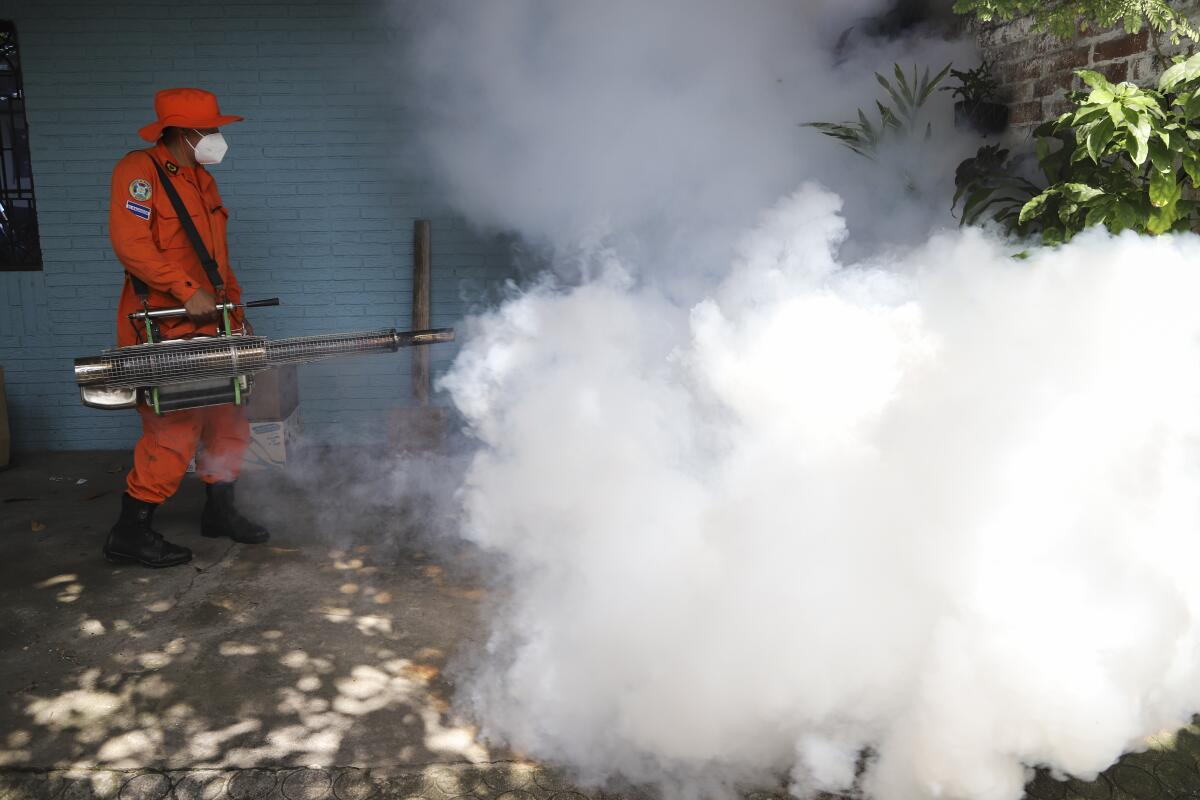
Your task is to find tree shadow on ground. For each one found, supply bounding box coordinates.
[0,450,498,777]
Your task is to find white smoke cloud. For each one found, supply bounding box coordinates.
[443,192,1200,799]
[403,0,976,287]
[395,2,1200,799]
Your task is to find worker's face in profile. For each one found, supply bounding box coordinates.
[183,127,228,166]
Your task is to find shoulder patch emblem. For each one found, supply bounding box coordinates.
[128,178,152,201]
[125,200,151,221]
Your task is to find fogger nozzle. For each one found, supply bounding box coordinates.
[74,327,456,390]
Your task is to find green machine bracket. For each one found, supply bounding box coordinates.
[222,303,242,406]
[143,311,161,415]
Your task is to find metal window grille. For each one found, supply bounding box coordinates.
[0,20,41,270]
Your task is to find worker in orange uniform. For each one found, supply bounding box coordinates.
[104,88,269,568]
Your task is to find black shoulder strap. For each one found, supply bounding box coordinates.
[128,154,224,299]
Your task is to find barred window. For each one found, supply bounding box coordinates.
[0,20,40,270]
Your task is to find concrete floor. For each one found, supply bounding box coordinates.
[4,451,1200,800]
[0,450,529,798]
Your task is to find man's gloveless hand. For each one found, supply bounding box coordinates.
[184,288,218,322]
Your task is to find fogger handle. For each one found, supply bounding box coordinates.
[128,297,280,322]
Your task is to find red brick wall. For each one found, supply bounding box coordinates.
[976,16,1191,141]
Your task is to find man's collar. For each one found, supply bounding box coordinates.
[151,141,184,176]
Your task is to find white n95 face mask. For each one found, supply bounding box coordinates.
[189,129,228,165]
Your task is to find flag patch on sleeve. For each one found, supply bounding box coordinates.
[125,200,151,220]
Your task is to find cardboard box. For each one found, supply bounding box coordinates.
[246,365,299,422]
[0,366,9,469]
[242,407,302,471]
[186,368,300,474]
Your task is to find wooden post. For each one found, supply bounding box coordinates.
[390,219,448,451]
[412,219,432,405]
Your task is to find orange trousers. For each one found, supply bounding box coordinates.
[126,403,251,504]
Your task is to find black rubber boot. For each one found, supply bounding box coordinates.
[104,493,193,568]
[201,481,269,544]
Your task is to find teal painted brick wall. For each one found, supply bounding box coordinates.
[0,0,513,450]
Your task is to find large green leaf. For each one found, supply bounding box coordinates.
[1184,92,1200,119]
[1079,70,1111,91]
[1086,117,1117,161]
[1127,93,1167,114]
[1126,125,1150,165]
[1182,53,1200,85]
[1062,183,1105,202]
[1161,61,1187,92]
[1020,191,1055,224]
[1113,200,1142,232]
[1149,169,1182,207]
[1160,52,1200,92]
[1135,111,1154,142]
[1147,201,1181,233]
[1084,200,1113,228]
[1147,136,1174,172]
[1184,154,1200,187]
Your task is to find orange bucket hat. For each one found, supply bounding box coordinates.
[138,88,243,142]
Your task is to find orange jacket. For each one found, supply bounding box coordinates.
[109,141,242,347]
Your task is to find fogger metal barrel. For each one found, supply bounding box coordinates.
[74,327,455,410]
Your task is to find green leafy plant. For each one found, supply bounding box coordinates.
[954,52,1200,243]
[954,0,1197,43]
[952,144,1041,230]
[943,61,1002,104]
[806,63,952,159]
